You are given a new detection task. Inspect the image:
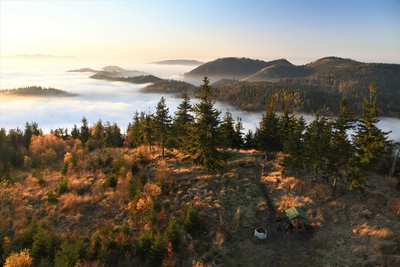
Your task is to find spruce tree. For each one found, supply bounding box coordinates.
[23,122,41,149]
[141,113,155,152]
[90,120,105,148]
[328,98,355,193]
[80,117,90,147]
[283,117,306,174]
[70,124,80,139]
[256,97,281,152]
[350,82,391,190]
[304,113,332,181]
[219,111,235,149]
[23,122,33,150]
[232,118,244,149]
[126,112,142,148]
[244,130,255,149]
[173,94,194,152]
[190,77,221,173]
[278,104,297,149]
[154,97,172,160]
[354,82,391,171]
[104,122,123,147]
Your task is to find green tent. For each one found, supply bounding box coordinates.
[285,207,307,220]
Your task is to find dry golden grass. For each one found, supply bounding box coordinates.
[143,182,162,199]
[59,192,98,212]
[262,174,279,184]
[352,223,391,238]
[276,176,303,191]
[69,176,92,192]
[222,171,238,179]
[276,195,314,212]
[192,260,212,267]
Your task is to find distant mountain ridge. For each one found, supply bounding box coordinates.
[151,59,203,66]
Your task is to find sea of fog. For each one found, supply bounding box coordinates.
[0,59,399,140]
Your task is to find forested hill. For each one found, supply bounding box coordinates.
[185,57,400,116]
[0,86,78,97]
[184,57,292,81]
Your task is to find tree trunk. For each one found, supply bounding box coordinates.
[314,164,319,181]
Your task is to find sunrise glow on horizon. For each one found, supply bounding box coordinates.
[1,0,399,64]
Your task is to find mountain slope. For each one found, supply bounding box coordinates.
[184,57,292,81]
[199,56,400,116]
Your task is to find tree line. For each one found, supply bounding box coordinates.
[1,79,399,190]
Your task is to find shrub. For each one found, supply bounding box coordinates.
[135,232,153,260]
[4,249,33,267]
[165,217,180,249]
[19,222,39,248]
[149,233,165,266]
[54,241,82,267]
[47,191,58,203]
[184,205,198,234]
[104,173,118,188]
[57,179,69,196]
[127,174,139,199]
[88,233,101,260]
[31,228,58,261]
[29,134,68,168]
[136,151,150,166]
[60,162,69,176]
[135,232,166,266]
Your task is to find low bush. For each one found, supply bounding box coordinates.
[165,216,180,249]
[4,249,33,267]
[135,232,166,266]
[184,204,199,234]
[57,179,69,195]
[104,174,118,188]
[31,228,59,261]
[54,240,84,267]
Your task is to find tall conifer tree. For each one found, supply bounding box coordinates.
[256,97,281,152]
[328,98,355,193]
[190,77,221,173]
[80,117,90,147]
[304,113,332,180]
[173,94,194,152]
[219,111,235,149]
[154,97,172,160]
[354,82,391,170]
[351,82,391,189]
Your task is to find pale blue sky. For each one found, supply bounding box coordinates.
[1,0,399,64]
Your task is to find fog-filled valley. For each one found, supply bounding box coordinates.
[1,58,400,140]
[0,59,262,133]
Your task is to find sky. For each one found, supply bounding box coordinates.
[0,0,399,64]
